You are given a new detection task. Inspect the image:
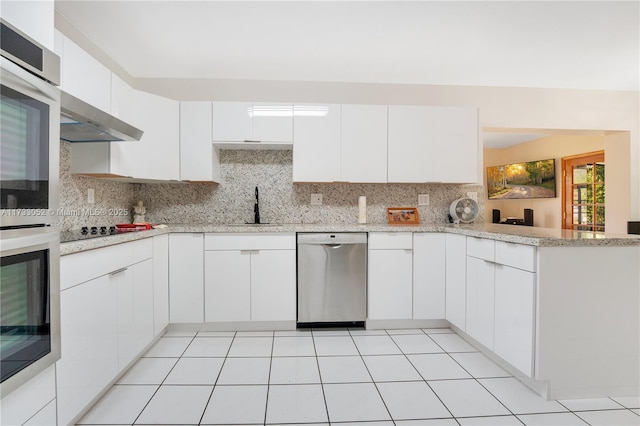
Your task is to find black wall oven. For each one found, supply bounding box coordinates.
[0,18,61,397]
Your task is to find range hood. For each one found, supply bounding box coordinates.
[60,91,143,142]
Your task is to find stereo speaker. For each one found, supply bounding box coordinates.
[524,209,534,226]
[492,209,501,224]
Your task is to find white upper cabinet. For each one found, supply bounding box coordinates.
[3,1,55,50]
[212,101,293,147]
[388,105,435,183]
[212,101,252,142]
[292,103,342,182]
[180,102,221,182]
[388,105,478,183]
[59,34,111,113]
[431,106,478,183]
[340,104,388,183]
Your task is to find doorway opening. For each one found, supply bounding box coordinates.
[562,151,605,231]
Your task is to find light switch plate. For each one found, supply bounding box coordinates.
[418,194,430,206]
[87,188,95,204]
[310,193,323,206]
[466,191,478,202]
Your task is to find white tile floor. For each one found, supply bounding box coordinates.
[77,328,640,426]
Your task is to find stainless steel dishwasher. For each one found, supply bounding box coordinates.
[297,233,367,326]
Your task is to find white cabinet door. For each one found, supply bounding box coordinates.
[250,250,296,321]
[3,2,55,50]
[169,234,204,323]
[368,249,413,320]
[180,102,221,182]
[388,105,434,183]
[494,265,536,377]
[114,267,136,372]
[57,275,118,426]
[60,35,111,113]
[431,106,478,183]
[212,101,293,144]
[465,256,495,349]
[152,235,169,336]
[126,90,180,181]
[252,102,293,143]
[131,259,154,358]
[413,233,446,319]
[212,101,252,141]
[204,251,251,322]
[341,104,387,183]
[292,103,341,182]
[445,233,466,330]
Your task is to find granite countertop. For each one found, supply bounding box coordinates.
[59,222,640,255]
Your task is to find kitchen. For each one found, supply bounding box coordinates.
[1,1,640,425]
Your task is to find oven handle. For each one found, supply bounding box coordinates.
[0,228,58,252]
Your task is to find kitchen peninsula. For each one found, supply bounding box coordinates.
[58,223,639,412]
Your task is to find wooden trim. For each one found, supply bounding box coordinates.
[561,151,605,231]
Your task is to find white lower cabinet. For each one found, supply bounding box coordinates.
[412,233,446,319]
[169,233,204,323]
[204,234,296,322]
[464,237,537,378]
[117,259,154,371]
[250,250,296,321]
[152,235,170,336]
[445,233,467,330]
[204,250,251,322]
[57,239,155,425]
[494,264,536,377]
[465,256,495,349]
[57,274,118,426]
[368,233,413,320]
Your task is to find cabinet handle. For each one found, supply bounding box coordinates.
[483,260,497,266]
[243,140,260,143]
[109,267,128,276]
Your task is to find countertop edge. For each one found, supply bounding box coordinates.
[59,223,640,255]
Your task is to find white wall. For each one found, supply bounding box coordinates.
[135,78,640,227]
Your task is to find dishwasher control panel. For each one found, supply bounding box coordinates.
[297,232,367,245]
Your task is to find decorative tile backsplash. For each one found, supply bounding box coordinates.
[59,146,483,229]
[137,150,484,225]
[58,142,137,230]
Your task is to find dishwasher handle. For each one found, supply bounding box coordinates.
[323,243,343,249]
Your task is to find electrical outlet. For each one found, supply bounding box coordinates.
[87,188,95,204]
[418,194,430,206]
[310,193,323,206]
[466,191,478,202]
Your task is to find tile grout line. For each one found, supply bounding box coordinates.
[262,331,275,426]
[310,328,333,425]
[347,329,395,423]
[428,332,527,425]
[129,333,199,426]
[197,330,237,426]
[385,329,459,424]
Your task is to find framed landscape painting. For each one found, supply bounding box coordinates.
[487,159,556,200]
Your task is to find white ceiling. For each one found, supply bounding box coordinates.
[54,1,640,91]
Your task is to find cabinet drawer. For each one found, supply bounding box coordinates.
[466,236,495,261]
[61,244,132,290]
[368,232,413,250]
[130,238,153,264]
[495,241,536,272]
[205,233,295,250]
